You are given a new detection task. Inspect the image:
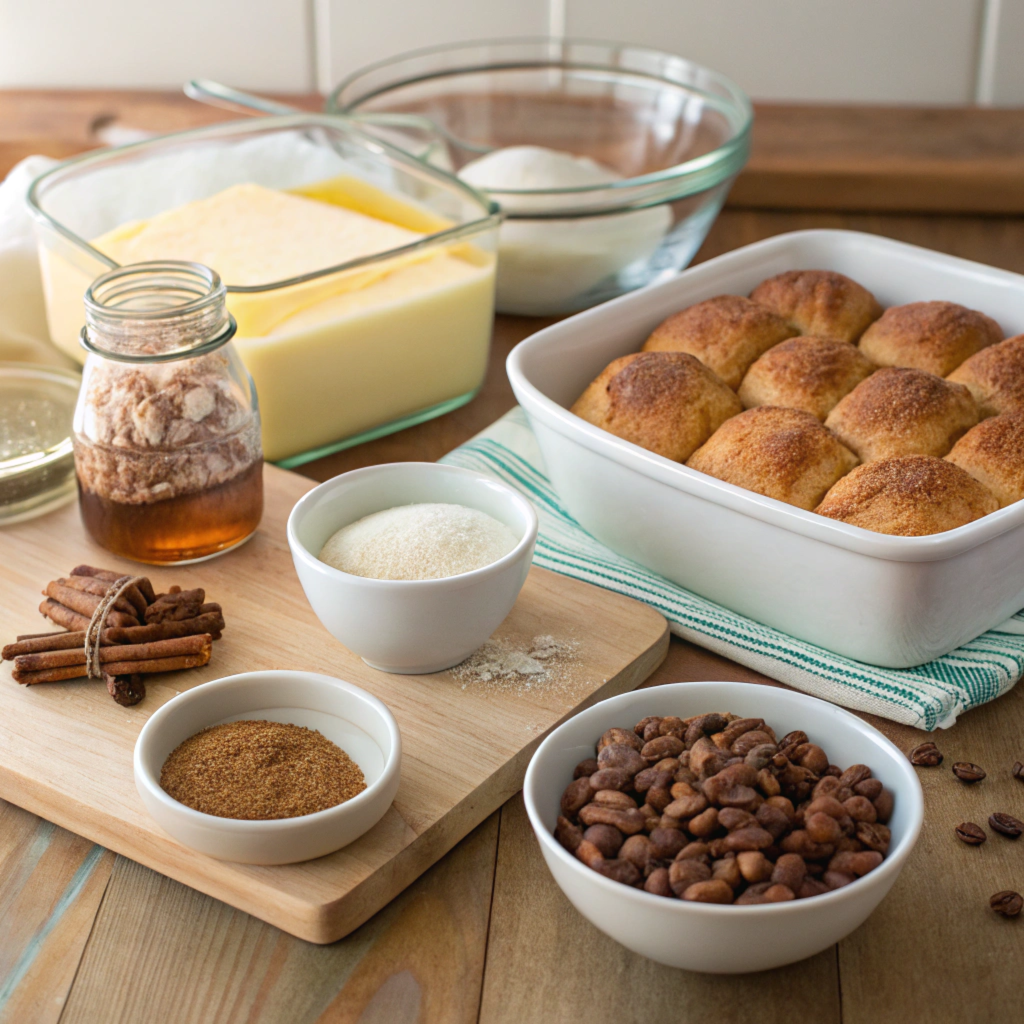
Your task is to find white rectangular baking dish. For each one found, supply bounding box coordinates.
[507,230,1024,668]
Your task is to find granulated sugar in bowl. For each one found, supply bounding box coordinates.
[318,502,518,580]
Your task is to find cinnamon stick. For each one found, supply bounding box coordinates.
[13,634,210,673]
[42,582,138,627]
[38,599,90,632]
[4,610,226,659]
[13,637,212,684]
[104,611,224,645]
[57,575,148,616]
[145,588,205,623]
[5,632,93,658]
[104,671,145,706]
[71,565,156,603]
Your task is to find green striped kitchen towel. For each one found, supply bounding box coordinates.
[441,407,1024,731]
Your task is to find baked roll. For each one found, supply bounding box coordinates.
[738,336,876,420]
[642,294,797,389]
[947,334,1024,418]
[824,367,978,462]
[946,412,1024,508]
[571,351,742,462]
[858,301,1002,377]
[815,455,998,536]
[749,270,883,343]
[686,406,858,511]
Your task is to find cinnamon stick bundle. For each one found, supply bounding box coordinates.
[7,563,226,705]
[12,634,213,685]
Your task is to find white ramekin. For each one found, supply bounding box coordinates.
[134,670,402,865]
[523,680,923,973]
[286,462,538,673]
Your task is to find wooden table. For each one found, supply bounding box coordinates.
[2,93,1024,1024]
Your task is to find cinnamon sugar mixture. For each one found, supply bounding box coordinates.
[160,719,366,819]
[75,353,261,505]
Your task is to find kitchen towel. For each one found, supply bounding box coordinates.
[0,156,76,368]
[441,406,1024,731]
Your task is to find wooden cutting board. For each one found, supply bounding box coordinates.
[0,464,668,943]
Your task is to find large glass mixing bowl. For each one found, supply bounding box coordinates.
[329,38,752,316]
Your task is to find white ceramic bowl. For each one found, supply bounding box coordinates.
[523,681,924,973]
[507,230,1024,668]
[134,670,401,865]
[287,462,538,673]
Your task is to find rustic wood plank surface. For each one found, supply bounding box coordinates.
[2,91,1024,1024]
[59,817,498,1024]
[0,806,114,1024]
[4,91,1024,214]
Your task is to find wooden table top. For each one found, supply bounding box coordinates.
[2,91,1023,1024]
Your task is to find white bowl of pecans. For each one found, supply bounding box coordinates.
[523,681,924,973]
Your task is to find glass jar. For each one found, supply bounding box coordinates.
[73,261,263,564]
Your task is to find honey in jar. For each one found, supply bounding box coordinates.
[73,261,263,564]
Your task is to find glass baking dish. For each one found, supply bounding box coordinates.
[27,115,501,466]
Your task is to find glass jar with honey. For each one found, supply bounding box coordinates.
[73,261,263,563]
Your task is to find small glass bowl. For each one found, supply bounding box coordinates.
[330,38,752,316]
[0,363,79,524]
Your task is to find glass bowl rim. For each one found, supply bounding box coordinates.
[26,113,502,295]
[327,35,754,200]
[0,361,80,478]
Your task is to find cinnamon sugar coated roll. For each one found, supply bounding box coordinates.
[571,351,742,462]
[686,406,859,510]
[946,412,1024,508]
[947,334,1024,418]
[641,295,797,389]
[749,270,883,343]
[858,301,1002,377]
[815,455,998,536]
[738,336,876,420]
[824,367,977,462]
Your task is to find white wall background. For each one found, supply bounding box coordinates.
[1,0,1021,105]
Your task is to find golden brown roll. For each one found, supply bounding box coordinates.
[685,406,859,510]
[738,336,876,420]
[946,412,1024,508]
[749,270,883,343]
[641,294,797,389]
[571,351,742,462]
[824,367,978,462]
[858,301,1002,377]
[947,334,1024,418]
[815,455,998,536]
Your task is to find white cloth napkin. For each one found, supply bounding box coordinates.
[0,155,74,368]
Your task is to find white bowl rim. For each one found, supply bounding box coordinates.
[286,461,540,588]
[523,680,924,917]
[134,669,402,832]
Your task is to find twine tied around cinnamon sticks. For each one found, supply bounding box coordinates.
[84,574,143,680]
